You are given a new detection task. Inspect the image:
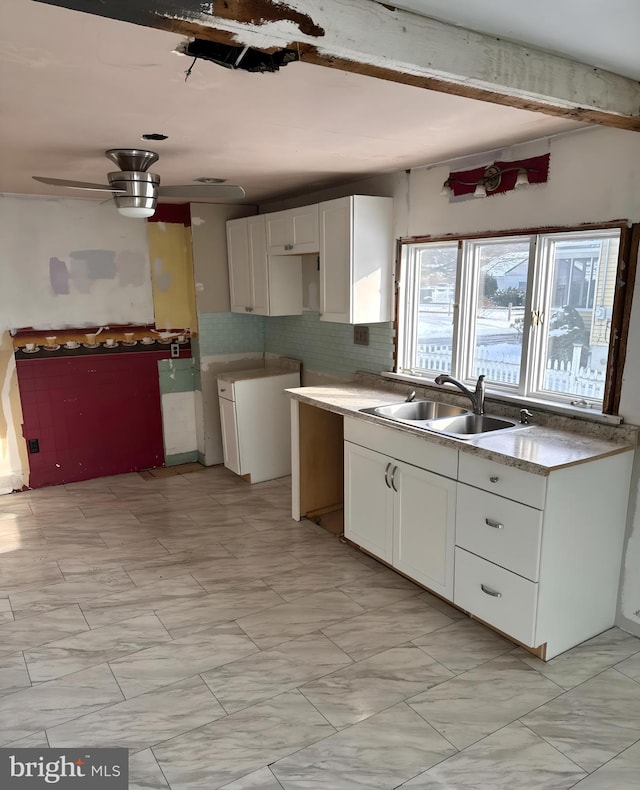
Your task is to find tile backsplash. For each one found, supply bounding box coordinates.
[196,311,395,380]
[265,312,394,380]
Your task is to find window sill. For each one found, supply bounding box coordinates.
[381,370,623,426]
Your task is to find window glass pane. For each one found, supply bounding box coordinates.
[412,243,458,373]
[540,232,619,402]
[470,239,531,387]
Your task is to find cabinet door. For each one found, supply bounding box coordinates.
[319,196,393,324]
[247,216,268,315]
[219,397,241,475]
[290,205,319,252]
[226,218,252,313]
[393,461,456,600]
[344,441,393,562]
[265,211,293,253]
[266,207,319,254]
[319,197,351,322]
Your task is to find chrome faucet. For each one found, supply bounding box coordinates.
[405,390,416,403]
[434,374,486,415]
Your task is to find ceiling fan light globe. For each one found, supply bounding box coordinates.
[117,206,155,219]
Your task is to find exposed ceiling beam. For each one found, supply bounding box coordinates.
[34,0,640,131]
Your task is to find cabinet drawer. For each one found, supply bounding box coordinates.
[456,484,542,581]
[458,453,546,509]
[454,548,539,647]
[344,416,458,479]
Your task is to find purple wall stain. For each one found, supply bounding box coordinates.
[49,257,70,294]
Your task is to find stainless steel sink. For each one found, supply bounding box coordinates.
[360,400,468,422]
[426,413,525,439]
[360,399,533,440]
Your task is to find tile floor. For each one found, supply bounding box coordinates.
[0,464,639,789]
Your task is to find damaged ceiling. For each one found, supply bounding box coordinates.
[1,0,638,204]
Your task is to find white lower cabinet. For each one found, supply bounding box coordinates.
[344,419,457,600]
[218,395,241,475]
[454,548,538,647]
[343,415,634,660]
[218,369,300,484]
[344,442,394,563]
[454,450,634,659]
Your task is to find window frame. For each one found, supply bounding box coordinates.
[395,221,637,416]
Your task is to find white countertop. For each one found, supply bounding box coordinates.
[286,384,636,475]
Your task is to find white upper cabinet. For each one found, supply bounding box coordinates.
[265,205,319,254]
[226,215,302,316]
[319,195,394,324]
[227,217,253,312]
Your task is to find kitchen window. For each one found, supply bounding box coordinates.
[396,225,635,413]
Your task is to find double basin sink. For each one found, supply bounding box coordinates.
[360,399,529,440]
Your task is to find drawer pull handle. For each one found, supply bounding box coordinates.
[220,388,226,392]
[489,476,499,483]
[384,462,392,489]
[485,518,504,529]
[390,465,398,492]
[481,584,502,598]
[284,243,294,250]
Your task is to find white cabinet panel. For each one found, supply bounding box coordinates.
[319,195,393,324]
[344,434,456,599]
[226,215,302,316]
[344,416,457,479]
[456,484,543,582]
[248,216,269,315]
[454,547,538,648]
[394,461,456,599]
[219,396,241,475]
[458,452,547,509]
[219,370,300,483]
[344,442,394,562]
[227,218,252,312]
[266,205,319,254]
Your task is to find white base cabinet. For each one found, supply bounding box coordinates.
[454,450,633,659]
[344,442,394,563]
[343,415,634,659]
[394,460,456,598]
[344,418,457,600]
[218,369,300,484]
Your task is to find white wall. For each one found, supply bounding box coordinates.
[405,129,640,236]
[0,195,153,330]
[400,126,640,634]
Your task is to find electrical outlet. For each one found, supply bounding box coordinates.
[170,342,180,358]
[354,325,369,346]
[28,438,40,454]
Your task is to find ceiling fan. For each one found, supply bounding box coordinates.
[32,149,245,218]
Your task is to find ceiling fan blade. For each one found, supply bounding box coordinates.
[32,176,126,193]
[157,184,246,199]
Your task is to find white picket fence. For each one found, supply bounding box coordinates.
[416,343,605,399]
